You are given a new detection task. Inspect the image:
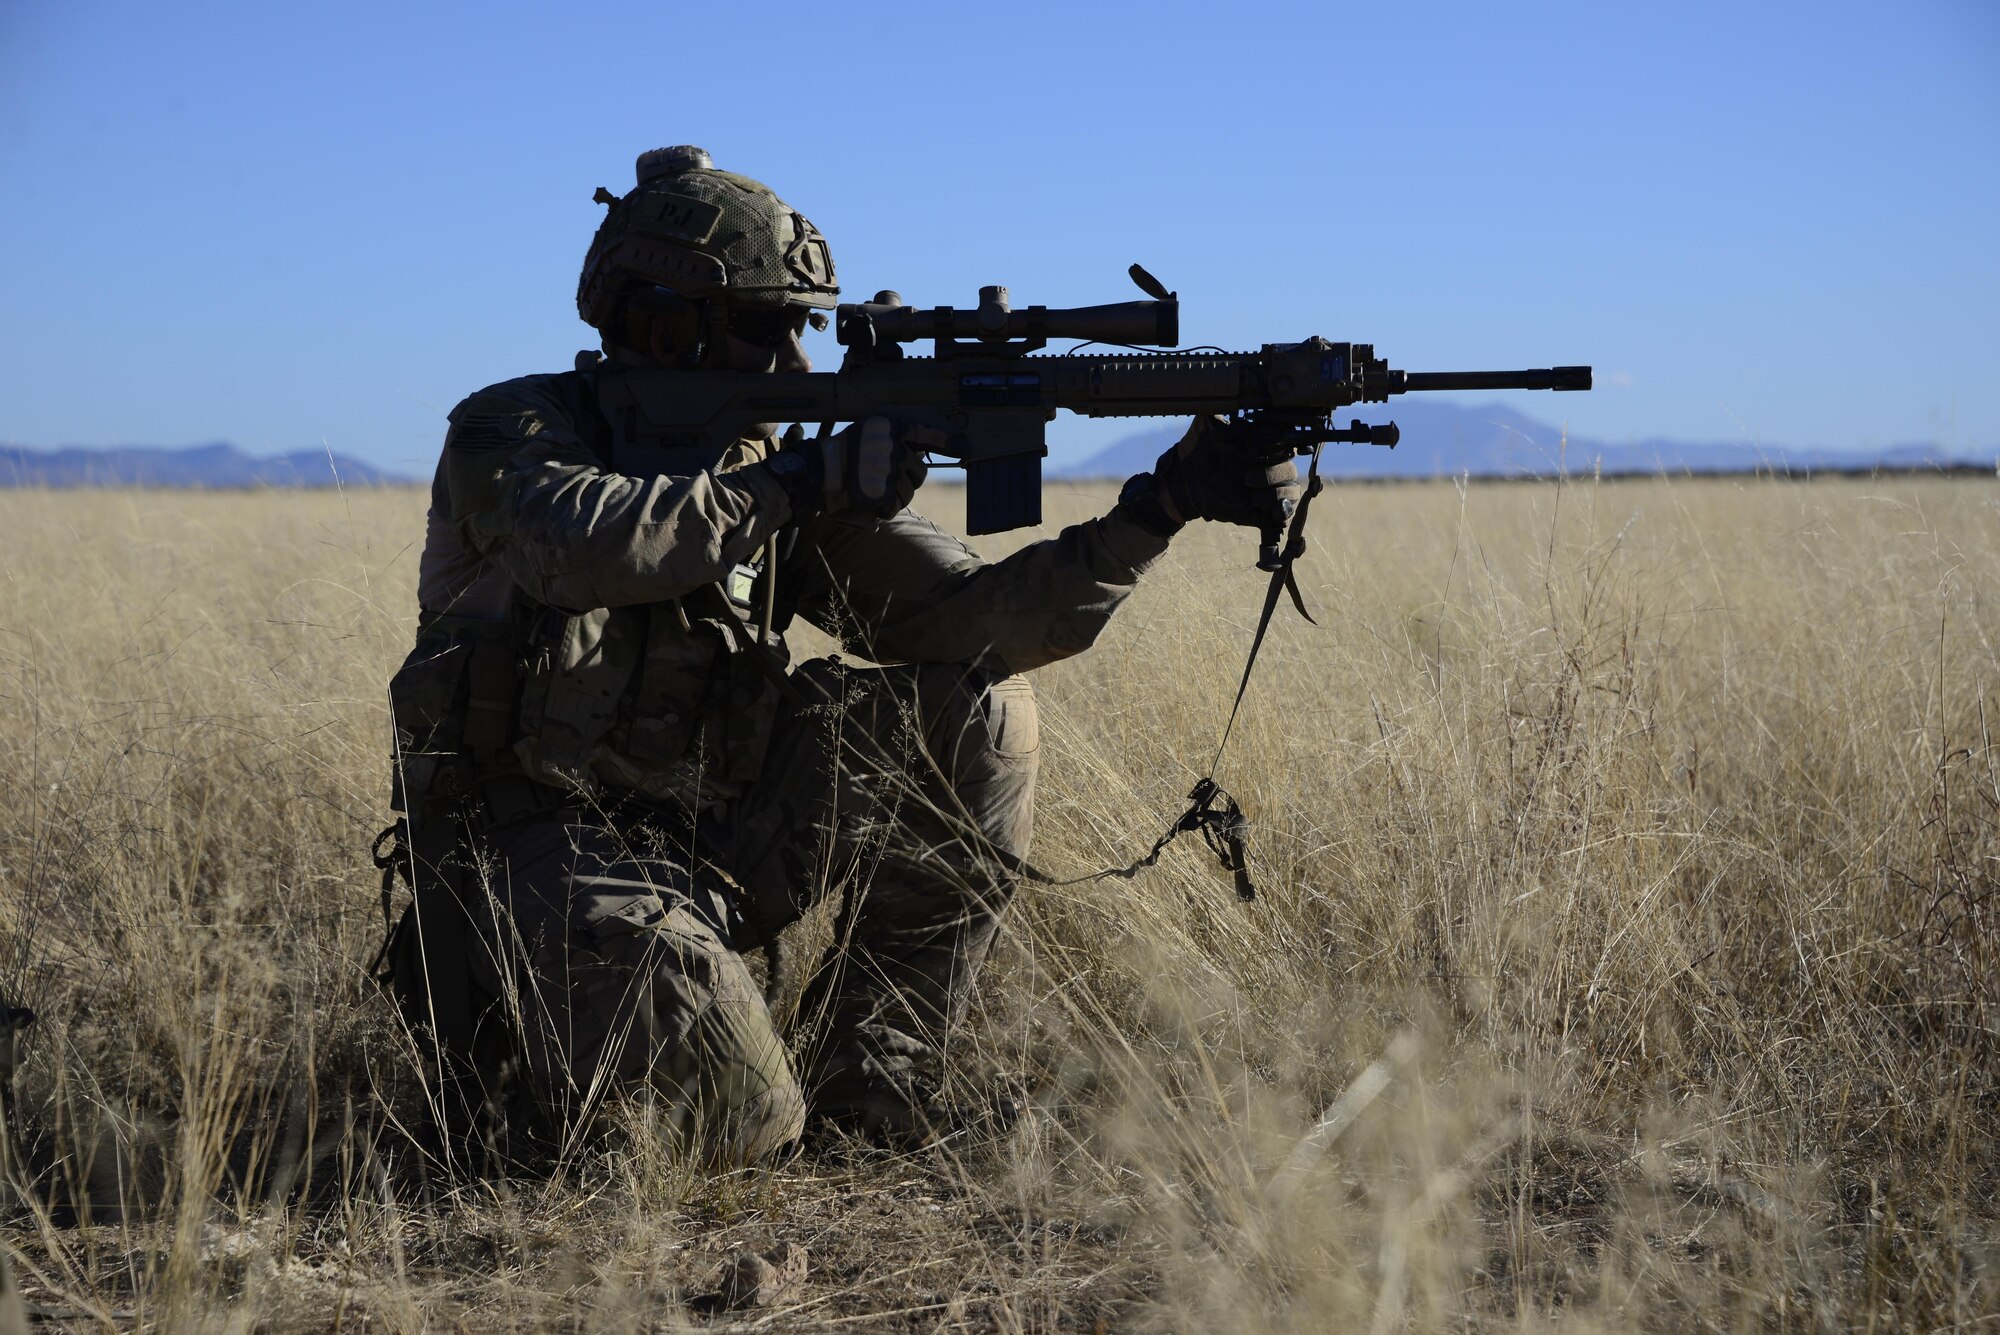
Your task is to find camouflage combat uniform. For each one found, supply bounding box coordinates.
[387,361,1170,1162]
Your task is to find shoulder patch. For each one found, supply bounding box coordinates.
[446,403,546,451]
[445,375,575,450]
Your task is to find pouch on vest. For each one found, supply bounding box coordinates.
[388,622,474,813]
[389,615,527,811]
[513,605,641,793]
[679,582,788,789]
[720,657,782,785]
[616,601,726,766]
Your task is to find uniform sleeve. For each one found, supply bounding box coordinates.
[789,504,1172,673]
[439,383,795,612]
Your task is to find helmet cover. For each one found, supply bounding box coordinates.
[577,146,838,333]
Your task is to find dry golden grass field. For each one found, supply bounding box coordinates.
[2,474,1998,1331]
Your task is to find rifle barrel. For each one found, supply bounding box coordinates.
[1398,366,1592,393]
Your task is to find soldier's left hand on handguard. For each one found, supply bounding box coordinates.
[1116,415,1303,537]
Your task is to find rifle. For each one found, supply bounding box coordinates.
[598,266,1591,898]
[598,264,1591,566]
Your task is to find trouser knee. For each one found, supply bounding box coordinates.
[570,898,805,1164]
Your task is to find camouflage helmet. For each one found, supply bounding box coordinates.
[577,146,838,334]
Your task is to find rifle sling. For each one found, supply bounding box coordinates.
[1013,445,1327,902]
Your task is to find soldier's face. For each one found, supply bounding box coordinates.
[641,307,812,377]
[724,319,810,438]
[722,326,810,376]
[722,305,813,376]
[643,306,812,436]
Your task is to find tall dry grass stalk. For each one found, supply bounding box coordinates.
[1,475,1995,1330]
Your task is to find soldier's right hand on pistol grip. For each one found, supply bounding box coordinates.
[769,417,932,520]
[1153,415,1302,530]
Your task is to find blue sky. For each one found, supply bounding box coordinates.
[3,0,1995,473]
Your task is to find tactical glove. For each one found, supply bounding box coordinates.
[1117,415,1302,537]
[764,417,932,520]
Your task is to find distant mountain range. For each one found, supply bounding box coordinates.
[1058,400,1993,480]
[4,408,1991,490]
[0,442,412,487]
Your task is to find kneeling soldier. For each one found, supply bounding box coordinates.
[382,145,1298,1164]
